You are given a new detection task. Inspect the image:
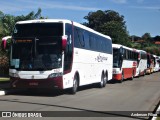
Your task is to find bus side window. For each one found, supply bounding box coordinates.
[64,23,73,72]
[74,27,85,48]
[77,28,85,48]
[83,31,89,49]
[124,50,126,59]
[74,27,80,48]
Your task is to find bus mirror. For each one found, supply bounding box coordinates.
[62,35,67,50]
[1,36,11,50]
[1,40,7,50]
[120,47,124,54]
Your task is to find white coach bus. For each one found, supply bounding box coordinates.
[135,50,147,76]
[113,44,138,83]
[153,55,160,72]
[3,19,113,94]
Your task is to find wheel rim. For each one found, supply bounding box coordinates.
[103,75,107,86]
[100,75,104,87]
[73,78,78,92]
[101,76,104,86]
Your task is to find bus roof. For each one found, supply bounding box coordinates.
[16,19,111,40]
[136,49,147,53]
[112,44,133,51]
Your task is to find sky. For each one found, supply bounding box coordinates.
[0,0,160,37]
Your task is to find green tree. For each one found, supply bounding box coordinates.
[84,10,129,46]
[153,35,160,41]
[0,11,4,38]
[142,33,151,41]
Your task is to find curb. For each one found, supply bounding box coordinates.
[152,105,160,120]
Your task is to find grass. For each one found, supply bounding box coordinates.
[157,117,160,120]
[0,77,10,82]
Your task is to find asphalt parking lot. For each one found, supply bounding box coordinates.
[0,72,159,120]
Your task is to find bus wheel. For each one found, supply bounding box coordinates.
[98,73,105,88]
[120,72,124,83]
[130,71,134,80]
[143,70,146,76]
[104,74,108,87]
[70,75,78,94]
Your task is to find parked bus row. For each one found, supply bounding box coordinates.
[112,44,160,83]
[1,19,160,94]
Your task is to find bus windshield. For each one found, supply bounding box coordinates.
[11,23,63,70]
[113,48,120,68]
[13,23,63,37]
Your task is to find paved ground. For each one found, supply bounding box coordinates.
[0,72,159,120]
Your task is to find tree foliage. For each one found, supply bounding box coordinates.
[141,32,152,44]
[153,35,160,41]
[83,10,130,46]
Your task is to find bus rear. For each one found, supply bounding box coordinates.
[9,20,69,90]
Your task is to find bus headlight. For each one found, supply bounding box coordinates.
[9,73,19,78]
[48,73,63,78]
[113,70,120,74]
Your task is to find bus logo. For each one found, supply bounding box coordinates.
[96,54,108,62]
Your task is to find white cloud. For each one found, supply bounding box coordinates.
[130,6,160,10]
[111,0,127,4]
[0,0,99,13]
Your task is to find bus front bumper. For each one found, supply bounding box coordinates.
[10,76,63,89]
[112,74,122,81]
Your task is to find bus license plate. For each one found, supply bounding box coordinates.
[29,82,39,86]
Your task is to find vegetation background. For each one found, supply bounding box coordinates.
[0,8,160,77]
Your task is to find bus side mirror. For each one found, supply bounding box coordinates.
[120,47,124,54]
[62,35,67,50]
[1,40,7,50]
[119,47,124,60]
[1,36,12,50]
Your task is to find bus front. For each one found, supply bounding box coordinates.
[112,45,123,81]
[10,20,66,89]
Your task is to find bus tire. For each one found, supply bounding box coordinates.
[70,74,78,94]
[104,71,108,86]
[120,71,124,83]
[130,71,134,80]
[98,73,105,88]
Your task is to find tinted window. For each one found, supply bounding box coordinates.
[64,24,73,72]
[13,23,63,37]
[74,27,85,48]
[73,26,112,54]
